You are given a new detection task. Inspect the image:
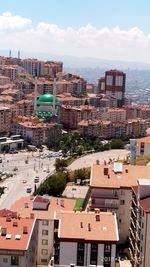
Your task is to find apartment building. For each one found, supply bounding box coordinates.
[0,216,38,267]
[129,179,150,267]
[54,211,119,267]
[60,105,97,130]
[100,108,126,122]
[22,58,44,77]
[98,70,126,107]
[2,65,21,81]
[88,162,150,243]
[14,120,62,147]
[78,120,101,137]
[88,94,117,108]
[16,100,34,116]
[136,136,150,156]
[78,118,149,139]
[57,94,84,106]
[0,75,10,85]
[44,61,63,77]
[0,107,11,136]
[11,196,75,266]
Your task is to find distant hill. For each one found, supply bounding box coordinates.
[1,49,150,88]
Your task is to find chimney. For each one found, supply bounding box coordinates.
[95,214,100,221]
[6,216,11,222]
[1,227,7,236]
[60,199,64,207]
[13,221,18,227]
[23,226,28,234]
[24,203,29,208]
[87,223,91,231]
[104,167,108,175]
[80,222,83,228]
[30,213,34,219]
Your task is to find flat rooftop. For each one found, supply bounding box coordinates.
[56,211,119,242]
[0,217,35,251]
[90,163,150,189]
[11,196,76,220]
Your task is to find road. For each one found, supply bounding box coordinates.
[68,149,129,170]
[0,152,55,209]
[0,149,129,209]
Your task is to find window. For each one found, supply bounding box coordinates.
[120,200,125,205]
[104,244,111,253]
[90,243,98,265]
[77,242,85,266]
[42,230,48,235]
[42,239,48,245]
[42,220,49,226]
[3,258,8,263]
[41,259,47,263]
[11,256,19,266]
[42,249,48,255]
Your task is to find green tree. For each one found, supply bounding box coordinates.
[35,172,67,196]
[110,139,124,149]
[54,158,68,171]
[74,168,90,184]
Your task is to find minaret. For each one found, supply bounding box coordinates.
[18,50,20,59]
[9,50,11,58]
[53,78,56,115]
[34,77,38,116]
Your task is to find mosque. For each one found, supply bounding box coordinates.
[34,78,60,120]
[36,94,60,119]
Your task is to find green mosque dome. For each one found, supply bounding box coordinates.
[37,94,59,103]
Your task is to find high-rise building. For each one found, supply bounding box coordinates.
[22,58,44,77]
[105,69,126,107]
[98,70,126,107]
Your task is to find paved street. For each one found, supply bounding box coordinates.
[0,151,55,209]
[68,149,129,170]
[0,149,129,209]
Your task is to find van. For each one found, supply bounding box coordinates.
[26,186,32,193]
[34,176,39,183]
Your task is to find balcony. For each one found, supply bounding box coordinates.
[129,237,135,250]
[130,217,136,229]
[90,197,119,209]
[129,227,135,239]
[132,198,137,207]
[131,207,137,218]
[91,193,119,199]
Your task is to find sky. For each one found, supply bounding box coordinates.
[1,0,150,63]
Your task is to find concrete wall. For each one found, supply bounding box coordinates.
[59,242,77,265]
[37,219,54,265]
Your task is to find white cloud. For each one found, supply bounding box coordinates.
[1,12,150,62]
[0,12,32,31]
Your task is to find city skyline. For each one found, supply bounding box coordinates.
[1,0,150,63]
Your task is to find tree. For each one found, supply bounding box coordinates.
[74,168,90,184]
[54,158,68,171]
[110,139,124,149]
[35,172,67,196]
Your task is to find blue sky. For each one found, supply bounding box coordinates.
[0,0,149,31]
[1,0,150,62]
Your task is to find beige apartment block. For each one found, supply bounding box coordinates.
[88,162,150,243]
[129,179,150,267]
[0,216,38,267]
[54,211,119,267]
